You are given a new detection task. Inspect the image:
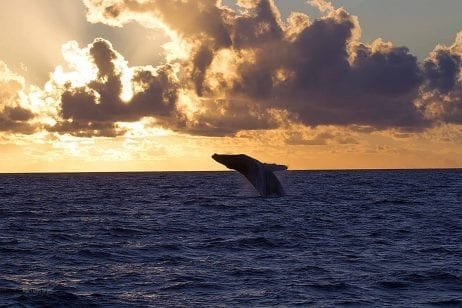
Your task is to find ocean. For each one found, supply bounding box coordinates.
[0,170,461,306]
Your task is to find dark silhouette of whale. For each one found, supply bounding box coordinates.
[212,153,287,197]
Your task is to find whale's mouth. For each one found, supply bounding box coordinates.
[211,153,224,164]
[212,153,233,169]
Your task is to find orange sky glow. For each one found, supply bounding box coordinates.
[0,0,461,172]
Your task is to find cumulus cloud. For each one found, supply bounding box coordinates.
[0,61,36,133]
[37,0,462,137]
[47,39,181,136]
[46,37,281,137]
[308,0,334,13]
[419,33,462,124]
[218,7,426,130]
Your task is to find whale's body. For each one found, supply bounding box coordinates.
[212,153,287,197]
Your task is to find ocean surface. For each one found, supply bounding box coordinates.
[0,170,461,307]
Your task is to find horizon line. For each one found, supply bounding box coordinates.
[0,167,461,175]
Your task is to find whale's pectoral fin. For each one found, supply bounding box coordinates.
[263,163,288,172]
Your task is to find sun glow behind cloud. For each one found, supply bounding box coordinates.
[50,40,136,104]
[0,0,461,172]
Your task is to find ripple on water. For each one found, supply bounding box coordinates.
[0,170,461,306]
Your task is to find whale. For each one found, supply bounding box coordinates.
[212,153,287,197]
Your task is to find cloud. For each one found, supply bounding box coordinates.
[180,98,282,136]
[284,125,359,146]
[419,33,462,124]
[202,3,427,130]
[48,39,181,136]
[38,0,462,137]
[0,61,36,133]
[46,38,280,137]
[308,0,334,13]
[424,48,461,94]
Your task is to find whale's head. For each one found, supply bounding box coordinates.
[212,153,251,170]
[212,153,229,166]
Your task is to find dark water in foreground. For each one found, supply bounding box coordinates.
[0,170,461,307]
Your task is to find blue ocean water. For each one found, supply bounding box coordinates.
[0,170,461,306]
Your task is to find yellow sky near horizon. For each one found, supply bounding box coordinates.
[1,123,461,172]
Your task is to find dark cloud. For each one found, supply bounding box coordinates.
[51,37,280,137]
[192,46,214,96]
[3,105,34,122]
[0,64,37,134]
[50,120,124,138]
[424,49,461,94]
[179,98,281,136]
[420,36,462,124]
[232,0,284,49]
[91,0,233,103]
[90,38,118,78]
[225,7,427,129]
[52,39,181,136]
[67,0,462,137]
[0,106,35,134]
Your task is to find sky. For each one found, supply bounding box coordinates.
[0,0,461,172]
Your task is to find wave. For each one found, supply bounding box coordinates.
[0,287,100,307]
[370,198,412,206]
[426,299,462,306]
[202,236,278,249]
[1,170,461,306]
[109,227,148,236]
[307,282,351,291]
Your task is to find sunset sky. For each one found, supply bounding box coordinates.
[1,0,462,172]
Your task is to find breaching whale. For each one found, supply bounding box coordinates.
[212,153,287,197]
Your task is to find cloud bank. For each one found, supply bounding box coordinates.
[3,0,462,137]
